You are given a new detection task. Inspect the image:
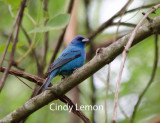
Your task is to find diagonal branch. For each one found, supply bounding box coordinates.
[1,15,160,123]
[0,0,27,92]
[13,74,34,91]
[112,4,160,123]
[0,6,19,69]
[0,67,44,86]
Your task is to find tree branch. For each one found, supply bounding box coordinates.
[0,67,44,86]
[112,4,160,123]
[1,15,160,122]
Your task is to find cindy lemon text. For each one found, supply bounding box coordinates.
[50,103,104,112]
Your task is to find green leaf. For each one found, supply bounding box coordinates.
[0,43,12,54]
[0,0,21,9]
[29,14,70,33]
[0,41,24,54]
[17,41,25,47]
[46,14,70,27]
[29,26,53,33]
[0,0,21,16]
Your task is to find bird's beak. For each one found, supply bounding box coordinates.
[82,38,89,42]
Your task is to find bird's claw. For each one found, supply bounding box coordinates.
[61,75,66,80]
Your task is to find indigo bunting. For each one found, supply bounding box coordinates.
[42,35,88,91]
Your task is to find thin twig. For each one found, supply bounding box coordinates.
[11,60,24,71]
[118,101,130,120]
[130,34,159,123]
[111,0,132,119]
[84,0,91,34]
[41,0,49,73]
[0,7,19,69]
[114,0,133,41]
[122,2,160,23]
[86,2,157,42]
[47,0,74,71]
[111,22,136,27]
[21,25,41,71]
[109,88,130,120]
[13,74,33,91]
[0,0,27,92]
[90,75,96,123]
[107,88,130,120]
[126,2,160,14]
[105,65,110,123]
[24,12,37,26]
[111,1,132,122]
[87,0,133,40]
[97,71,130,121]
[112,4,160,123]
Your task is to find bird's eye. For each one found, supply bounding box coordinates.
[77,37,83,41]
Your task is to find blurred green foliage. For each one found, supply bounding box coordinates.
[29,14,70,33]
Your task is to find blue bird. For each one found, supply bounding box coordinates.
[41,35,88,91]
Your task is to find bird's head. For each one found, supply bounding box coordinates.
[69,35,89,47]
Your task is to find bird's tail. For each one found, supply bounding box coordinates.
[36,70,58,94]
[43,70,57,91]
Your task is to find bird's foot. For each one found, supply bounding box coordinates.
[61,75,66,80]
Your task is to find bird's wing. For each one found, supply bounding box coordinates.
[47,49,81,73]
